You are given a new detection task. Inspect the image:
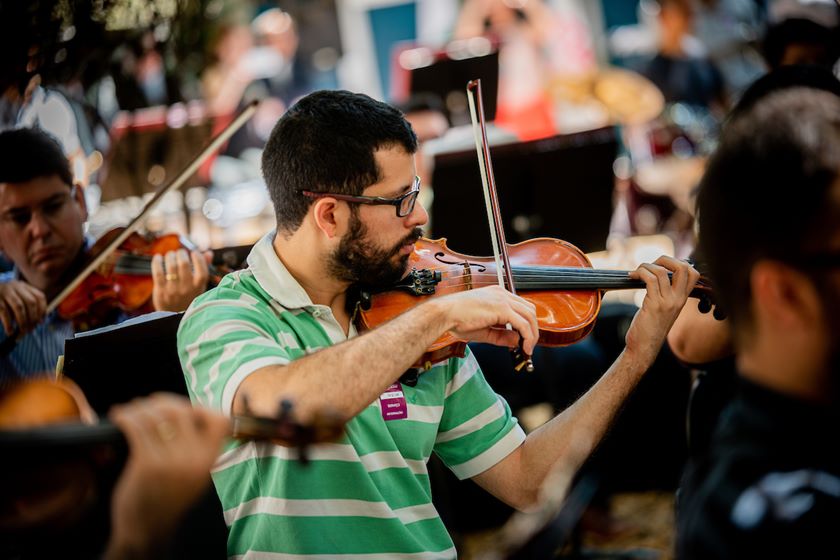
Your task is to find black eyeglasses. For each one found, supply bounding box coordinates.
[301,176,421,218]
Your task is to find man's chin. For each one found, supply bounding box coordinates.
[395,254,412,276]
[29,261,69,288]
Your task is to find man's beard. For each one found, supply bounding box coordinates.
[327,211,423,288]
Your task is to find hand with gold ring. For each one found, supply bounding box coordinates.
[155,419,177,442]
[105,393,229,559]
[150,248,211,312]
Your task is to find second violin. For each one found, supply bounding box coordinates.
[57,227,220,331]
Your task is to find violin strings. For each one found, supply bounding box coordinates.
[386,266,644,293]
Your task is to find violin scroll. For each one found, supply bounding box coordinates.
[689,273,726,321]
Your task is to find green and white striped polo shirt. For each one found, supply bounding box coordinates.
[178,232,526,559]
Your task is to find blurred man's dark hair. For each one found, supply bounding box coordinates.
[763,17,840,69]
[0,128,73,187]
[697,88,840,336]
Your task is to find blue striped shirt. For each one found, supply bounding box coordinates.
[0,271,74,381]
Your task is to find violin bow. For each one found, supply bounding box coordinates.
[466,80,534,372]
[46,100,259,316]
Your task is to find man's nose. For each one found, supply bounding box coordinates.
[405,200,429,228]
[28,210,52,239]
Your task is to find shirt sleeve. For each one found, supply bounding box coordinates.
[433,347,525,480]
[177,287,297,415]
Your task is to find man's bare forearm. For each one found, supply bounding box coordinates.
[234,300,451,420]
[474,348,652,510]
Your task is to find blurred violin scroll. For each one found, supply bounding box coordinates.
[0,378,344,546]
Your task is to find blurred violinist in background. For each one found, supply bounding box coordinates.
[0,127,210,379]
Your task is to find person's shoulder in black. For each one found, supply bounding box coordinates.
[677,378,840,559]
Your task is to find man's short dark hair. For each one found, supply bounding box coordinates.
[0,128,73,187]
[697,88,840,333]
[261,90,418,233]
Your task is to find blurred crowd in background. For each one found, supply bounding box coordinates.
[1,0,836,265]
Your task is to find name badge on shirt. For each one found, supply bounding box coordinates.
[379,382,407,421]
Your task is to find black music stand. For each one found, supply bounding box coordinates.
[391,42,500,126]
[62,311,185,416]
[431,127,619,256]
[60,311,228,559]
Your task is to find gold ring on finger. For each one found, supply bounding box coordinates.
[156,420,177,442]
[165,273,178,281]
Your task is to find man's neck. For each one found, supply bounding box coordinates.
[738,345,836,405]
[272,230,352,330]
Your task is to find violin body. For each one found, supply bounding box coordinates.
[356,237,604,367]
[57,228,187,330]
[356,237,717,369]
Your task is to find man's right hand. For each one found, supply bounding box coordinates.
[439,285,539,354]
[0,281,47,336]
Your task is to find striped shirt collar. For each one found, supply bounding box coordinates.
[246,231,316,311]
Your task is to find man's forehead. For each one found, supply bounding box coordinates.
[0,175,71,206]
[367,147,415,193]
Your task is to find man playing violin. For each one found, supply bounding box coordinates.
[0,127,209,378]
[178,89,699,557]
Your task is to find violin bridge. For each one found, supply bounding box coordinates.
[461,262,472,290]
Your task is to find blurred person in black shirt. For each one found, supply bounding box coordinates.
[676,87,840,558]
[668,64,840,458]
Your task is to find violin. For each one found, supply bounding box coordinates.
[356,237,717,369]
[0,377,345,450]
[1,101,259,343]
[57,227,226,331]
[47,101,258,332]
[355,80,719,371]
[0,377,345,535]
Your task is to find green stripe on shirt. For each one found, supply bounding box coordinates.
[177,232,525,557]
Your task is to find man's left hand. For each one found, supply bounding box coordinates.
[151,249,211,312]
[624,256,700,366]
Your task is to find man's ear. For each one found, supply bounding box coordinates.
[310,197,350,240]
[751,260,823,328]
[73,182,88,222]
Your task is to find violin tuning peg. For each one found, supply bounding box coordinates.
[713,306,728,321]
[697,296,712,314]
